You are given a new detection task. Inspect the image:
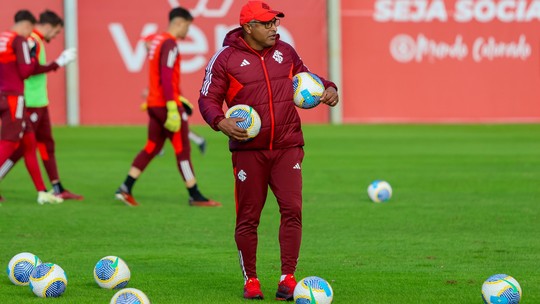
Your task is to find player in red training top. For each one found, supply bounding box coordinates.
[0,10,82,201]
[140,34,207,156]
[0,10,75,204]
[115,7,220,207]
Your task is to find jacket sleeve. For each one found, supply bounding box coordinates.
[13,36,59,77]
[290,45,337,91]
[13,36,37,79]
[160,39,178,102]
[198,48,230,131]
[30,61,59,75]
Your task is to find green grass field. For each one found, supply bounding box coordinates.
[1,124,539,303]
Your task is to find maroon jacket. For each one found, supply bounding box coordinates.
[198,27,336,152]
[0,31,58,96]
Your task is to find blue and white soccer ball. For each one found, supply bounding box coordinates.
[94,256,131,289]
[6,252,42,286]
[292,72,325,109]
[29,263,67,298]
[482,274,522,304]
[293,276,333,304]
[367,180,392,203]
[110,288,151,304]
[225,104,261,139]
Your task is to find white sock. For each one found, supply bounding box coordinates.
[188,131,205,145]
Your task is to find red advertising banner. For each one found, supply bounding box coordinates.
[341,0,540,123]
[78,0,329,125]
[0,1,67,124]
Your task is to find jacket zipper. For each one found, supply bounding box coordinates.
[240,39,275,150]
[259,55,275,150]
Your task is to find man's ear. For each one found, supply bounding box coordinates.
[242,23,252,34]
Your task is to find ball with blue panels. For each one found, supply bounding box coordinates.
[293,276,333,304]
[482,274,522,304]
[6,252,42,286]
[110,288,151,304]
[94,256,130,289]
[225,104,261,140]
[292,72,325,109]
[367,180,392,203]
[29,263,67,298]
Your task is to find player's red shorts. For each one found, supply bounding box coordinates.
[25,106,53,144]
[147,105,190,155]
[0,94,33,142]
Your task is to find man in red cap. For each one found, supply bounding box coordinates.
[198,0,339,300]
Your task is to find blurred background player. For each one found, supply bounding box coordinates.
[198,1,339,300]
[140,33,207,156]
[0,10,74,204]
[140,88,207,156]
[0,10,82,201]
[115,7,220,207]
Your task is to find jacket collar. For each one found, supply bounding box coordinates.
[223,27,281,52]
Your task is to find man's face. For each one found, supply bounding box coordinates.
[42,24,63,42]
[20,21,34,37]
[244,18,279,50]
[173,18,191,40]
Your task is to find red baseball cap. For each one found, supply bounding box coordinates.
[239,1,285,25]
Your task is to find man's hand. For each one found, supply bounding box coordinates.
[217,117,249,142]
[164,101,181,132]
[55,48,77,67]
[320,86,339,107]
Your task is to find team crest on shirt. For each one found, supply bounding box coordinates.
[272,50,283,64]
[30,112,39,122]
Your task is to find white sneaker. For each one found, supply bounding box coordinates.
[37,191,64,205]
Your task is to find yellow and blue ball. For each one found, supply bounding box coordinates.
[94,256,130,289]
[367,180,392,203]
[29,263,67,298]
[225,104,262,140]
[6,252,42,286]
[293,276,333,304]
[482,274,521,304]
[110,288,151,304]
[292,72,325,109]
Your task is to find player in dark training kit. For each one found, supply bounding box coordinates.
[115,7,220,207]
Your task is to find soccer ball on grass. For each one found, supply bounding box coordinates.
[94,256,131,289]
[482,274,521,304]
[293,276,333,304]
[367,180,392,203]
[29,262,67,297]
[110,288,151,304]
[6,252,41,286]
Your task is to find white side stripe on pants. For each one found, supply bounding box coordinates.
[0,159,14,179]
[238,250,248,283]
[179,160,194,181]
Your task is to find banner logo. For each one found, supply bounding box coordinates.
[390,33,531,63]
